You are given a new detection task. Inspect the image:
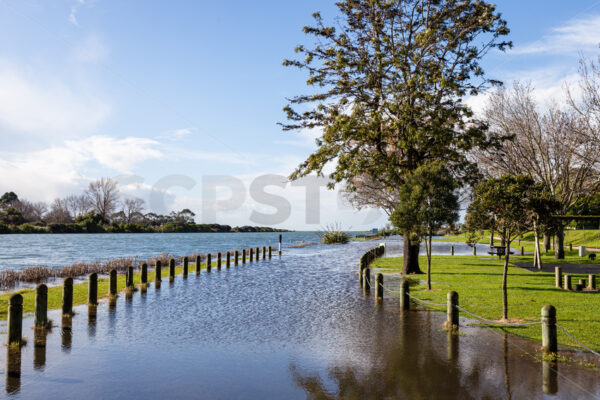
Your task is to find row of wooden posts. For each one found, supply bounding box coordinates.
[357,246,559,354]
[7,245,278,347]
[554,267,597,292]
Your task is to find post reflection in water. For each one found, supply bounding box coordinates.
[108,297,117,336]
[88,305,97,339]
[61,314,72,352]
[6,346,21,395]
[33,328,47,370]
[543,361,559,395]
[447,330,459,362]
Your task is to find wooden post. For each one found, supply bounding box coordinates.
[400,280,410,311]
[473,245,476,256]
[447,291,459,328]
[35,284,48,328]
[521,246,524,256]
[576,279,585,291]
[250,248,254,262]
[217,253,222,270]
[268,246,272,258]
[226,252,231,268]
[140,263,148,285]
[588,274,596,290]
[569,243,573,252]
[541,305,557,353]
[88,273,98,305]
[126,266,134,289]
[255,247,260,261]
[234,250,239,266]
[207,254,212,272]
[195,256,202,274]
[451,246,454,256]
[109,269,117,296]
[375,273,383,299]
[363,268,371,292]
[169,258,175,281]
[262,246,266,260]
[555,267,562,289]
[155,261,162,283]
[563,274,572,291]
[279,234,282,256]
[62,277,73,315]
[182,257,189,278]
[242,249,246,264]
[7,294,23,346]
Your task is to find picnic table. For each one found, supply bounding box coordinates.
[488,245,514,258]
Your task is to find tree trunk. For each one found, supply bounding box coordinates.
[555,226,565,259]
[543,234,550,253]
[501,228,506,247]
[403,236,422,274]
[490,228,495,246]
[426,233,432,290]
[533,220,542,270]
[502,239,510,320]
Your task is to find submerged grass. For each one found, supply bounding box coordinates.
[373,255,600,352]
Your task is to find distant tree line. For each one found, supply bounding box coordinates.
[0,178,287,234]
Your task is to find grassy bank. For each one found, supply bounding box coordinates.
[373,255,600,352]
[0,263,213,321]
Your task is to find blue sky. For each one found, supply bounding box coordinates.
[0,0,599,229]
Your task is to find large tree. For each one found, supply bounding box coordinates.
[85,178,119,220]
[391,161,459,286]
[476,82,600,259]
[282,0,511,273]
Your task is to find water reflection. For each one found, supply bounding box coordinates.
[5,346,21,394]
[33,328,47,370]
[87,305,97,339]
[108,298,117,336]
[61,315,72,352]
[543,361,559,395]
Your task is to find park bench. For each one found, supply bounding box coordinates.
[488,245,514,258]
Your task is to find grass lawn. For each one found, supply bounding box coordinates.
[0,261,233,321]
[373,254,600,352]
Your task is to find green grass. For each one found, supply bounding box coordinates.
[0,261,240,321]
[373,255,600,351]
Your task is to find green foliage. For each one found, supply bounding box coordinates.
[0,192,18,208]
[321,231,350,245]
[0,207,26,226]
[283,0,511,194]
[390,162,459,242]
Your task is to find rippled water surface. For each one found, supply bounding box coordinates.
[0,235,598,399]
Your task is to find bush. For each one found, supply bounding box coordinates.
[321,230,349,245]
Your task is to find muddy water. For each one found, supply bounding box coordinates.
[0,240,598,399]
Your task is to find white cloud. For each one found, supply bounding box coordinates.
[0,62,110,136]
[157,128,194,141]
[511,14,600,55]
[69,0,88,27]
[0,136,163,202]
[72,35,109,64]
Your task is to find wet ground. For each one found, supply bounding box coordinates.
[0,240,598,399]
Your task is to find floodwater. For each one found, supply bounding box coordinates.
[0,235,598,399]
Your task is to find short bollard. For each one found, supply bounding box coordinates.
[268,246,272,258]
[207,254,212,272]
[155,261,162,283]
[35,284,48,328]
[140,263,148,285]
[242,249,246,264]
[88,273,98,305]
[234,250,239,266]
[279,234,282,256]
[250,248,254,262]
[451,246,454,256]
[7,294,23,346]
[217,253,222,270]
[262,246,266,260]
[446,291,459,329]
[555,267,562,289]
[541,305,558,353]
[126,266,134,289]
[226,252,231,268]
[576,279,585,292]
[62,277,74,315]
[169,259,175,281]
[375,273,383,299]
[473,245,476,256]
[569,243,573,252]
[563,274,572,291]
[363,269,371,292]
[589,274,596,290]
[183,257,189,278]
[195,256,202,274]
[400,280,410,311]
[109,269,117,296]
[256,247,260,260]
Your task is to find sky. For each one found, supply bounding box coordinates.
[0,0,599,230]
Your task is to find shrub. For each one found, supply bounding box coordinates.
[321,230,349,245]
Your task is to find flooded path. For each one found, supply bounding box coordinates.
[0,239,598,399]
